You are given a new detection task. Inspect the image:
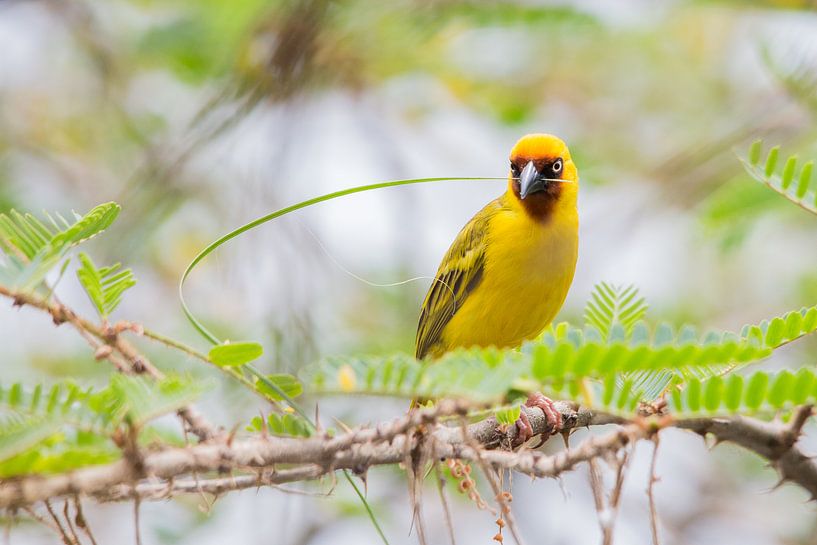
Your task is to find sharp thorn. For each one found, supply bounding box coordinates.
[333,417,353,434]
[769,478,787,492]
[560,430,571,450]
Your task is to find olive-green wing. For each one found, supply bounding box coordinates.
[415,199,501,359]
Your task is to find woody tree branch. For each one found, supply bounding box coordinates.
[1,401,814,510]
[677,405,817,498]
[2,280,816,517]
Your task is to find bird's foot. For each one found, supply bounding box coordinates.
[513,393,562,448]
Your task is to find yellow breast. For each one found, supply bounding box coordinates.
[439,194,578,351]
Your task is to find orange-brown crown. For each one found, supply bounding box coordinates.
[509,134,574,176]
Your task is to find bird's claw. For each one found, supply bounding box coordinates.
[512,393,562,448]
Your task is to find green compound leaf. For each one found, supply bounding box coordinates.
[0,438,119,479]
[0,375,204,478]
[100,374,207,428]
[307,325,769,405]
[583,283,647,339]
[76,253,136,319]
[0,415,64,464]
[739,141,817,216]
[0,202,121,290]
[308,293,817,417]
[741,306,817,350]
[669,368,817,416]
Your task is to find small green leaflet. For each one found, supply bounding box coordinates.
[208,342,264,367]
[495,405,521,427]
[254,374,304,401]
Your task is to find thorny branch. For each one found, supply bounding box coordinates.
[0,285,218,442]
[1,402,815,512]
[676,405,817,498]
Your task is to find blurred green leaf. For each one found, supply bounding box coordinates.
[749,139,762,166]
[0,416,63,463]
[209,342,264,367]
[781,155,797,189]
[495,405,521,427]
[745,373,769,411]
[0,202,121,290]
[255,373,304,401]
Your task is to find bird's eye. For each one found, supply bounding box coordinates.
[552,158,563,175]
[510,162,520,177]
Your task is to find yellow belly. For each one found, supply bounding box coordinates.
[440,206,578,351]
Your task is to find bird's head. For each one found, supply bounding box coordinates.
[508,134,578,211]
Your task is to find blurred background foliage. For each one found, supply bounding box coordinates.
[2,1,817,544]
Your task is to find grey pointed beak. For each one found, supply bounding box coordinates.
[518,161,544,199]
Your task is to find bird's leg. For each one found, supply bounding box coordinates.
[513,393,562,448]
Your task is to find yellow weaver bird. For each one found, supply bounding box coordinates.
[415,133,579,442]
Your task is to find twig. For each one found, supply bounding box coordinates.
[647,436,661,545]
[607,449,631,545]
[43,500,73,545]
[73,497,98,545]
[133,497,142,545]
[609,450,630,508]
[587,459,607,543]
[406,430,428,545]
[138,326,262,402]
[588,447,631,545]
[62,500,82,545]
[433,461,457,545]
